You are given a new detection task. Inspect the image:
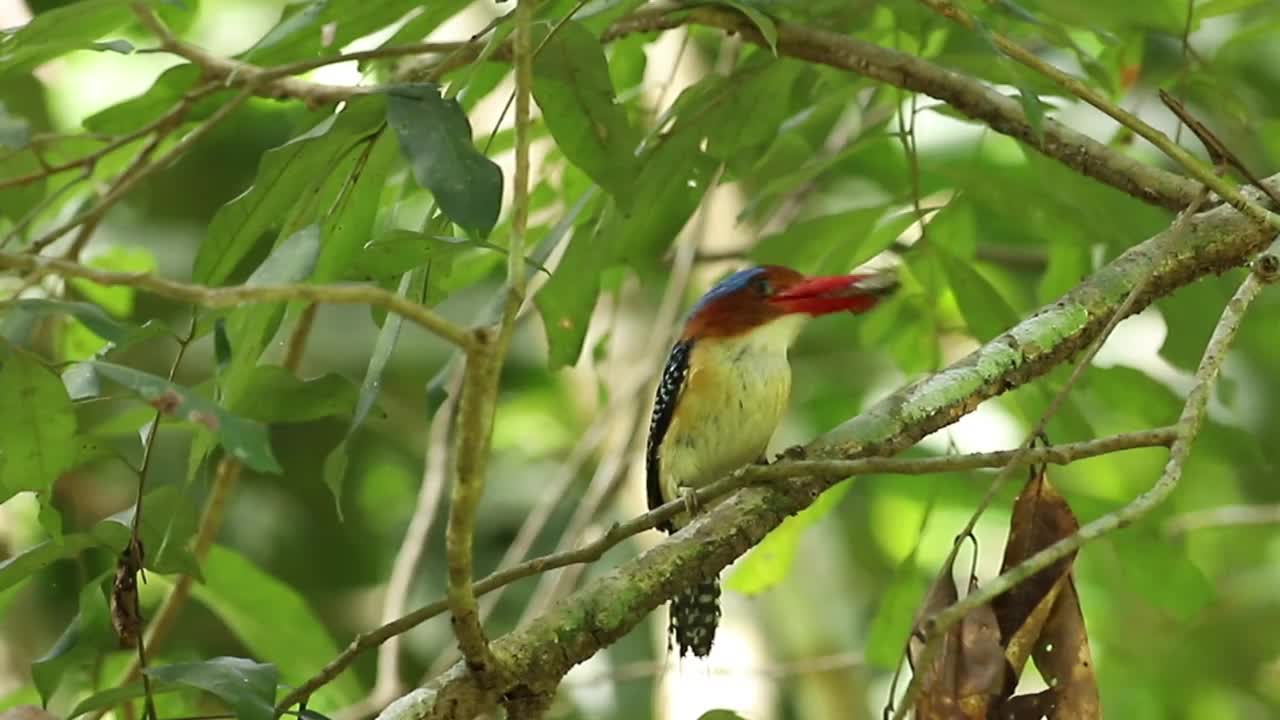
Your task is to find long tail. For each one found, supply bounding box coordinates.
[669,576,721,658]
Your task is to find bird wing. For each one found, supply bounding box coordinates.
[646,339,692,530]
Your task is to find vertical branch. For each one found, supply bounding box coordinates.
[442,0,537,685]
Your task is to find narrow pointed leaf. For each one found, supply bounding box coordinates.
[145,657,277,720]
[88,362,282,473]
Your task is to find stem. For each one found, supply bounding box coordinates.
[914,0,1280,230]
[273,428,1174,714]
[0,251,475,350]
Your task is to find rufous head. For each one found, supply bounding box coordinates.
[682,265,897,339]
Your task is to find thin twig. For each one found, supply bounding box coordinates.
[566,651,865,686]
[896,239,1278,719]
[272,428,1174,713]
[1165,503,1280,535]
[1158,89,1280,209]
[102,274,325,711]
[29,87,253,254]
[0,252,476,350]
[355,372,460,717]
[888,193,1207,719]
[914,0,1280,230]
[132,5,367,107]
[124,315,198,720]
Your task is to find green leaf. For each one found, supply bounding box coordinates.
[697,710,750,720]
[314,131,400,283]
[9,299,166,356]
[68,682,182,719]
[726,482,853,595]
[70,245,157,317]
[0,533,101,593]
[970,17,1046,142]
[384,84,504,236]
[720,1,778,55]
[0,0,160,79]
[219,224,323,411]
[93,485,201,576]
[84,64,200,135]
[865,556,929,668]
[534,194,608,368]
[0,345,77,502]
[0,149,46,223]
[193,97,386,286]
[697,59,800,162]
[0,100,29,148]
[232,367,360,424]
[362,0,471,66]
[88,362,282,474]
[609,126,718,266]
[321,441,349,519]
[352,230,482,280]
[32,575,114,705]
[190,547,362,708]
[237,0,426,67]
[934,246,1022,342]
[145,657,277,720]
[531,21,639,201]
[752,206,889,274]
[1109,529,1214,622]
[325,268,421,516]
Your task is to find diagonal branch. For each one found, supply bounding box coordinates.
[896,235,1280,714]
[913,0,1280,230]
[390,172,1279,720]
[127,4,1199,214]
[272,427,1174,715]
[673,6,1199,211]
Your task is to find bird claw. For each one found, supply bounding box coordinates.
[680,486,700,517]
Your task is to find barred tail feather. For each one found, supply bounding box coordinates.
[669,577,721,658]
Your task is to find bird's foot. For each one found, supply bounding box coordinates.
[679,485,701,517]
[778,444,806,461]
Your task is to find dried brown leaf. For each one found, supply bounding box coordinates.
[912,559,1007,719]
[993,463,1079,666]
[1031,577,1100,719]
[111,539,144,648]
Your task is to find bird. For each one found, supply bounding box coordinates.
[645,264,898,658]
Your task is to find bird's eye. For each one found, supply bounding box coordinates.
[751,276,771,296]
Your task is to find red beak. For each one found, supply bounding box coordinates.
[770,271,898,316]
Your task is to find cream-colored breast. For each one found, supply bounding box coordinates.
[660,315,807,507]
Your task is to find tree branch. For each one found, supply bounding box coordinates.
[441,0,538,689]
[676,6,1199,211]
[0,251,476,351]
[895,235,1280,715]
[913,0,1280,231]
[121,4,1201,216]
[132,5,368,107]
[1165,503,1280,535]
[272,427,1173,716]
[385,173,1278,719]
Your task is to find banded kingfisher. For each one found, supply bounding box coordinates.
[646,264,898,658]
